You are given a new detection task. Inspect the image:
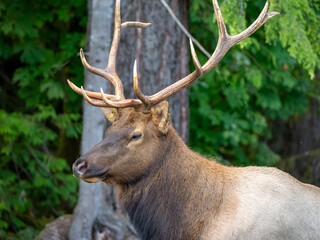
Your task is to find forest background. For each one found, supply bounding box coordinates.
[0,0,319,239]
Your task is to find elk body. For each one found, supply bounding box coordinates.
[69,1,320,239]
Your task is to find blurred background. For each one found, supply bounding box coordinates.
[0,0,319,239]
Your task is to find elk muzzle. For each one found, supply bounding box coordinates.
[72,157,109,183]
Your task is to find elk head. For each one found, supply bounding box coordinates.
[72,102,170,184]
[69,0,278,184]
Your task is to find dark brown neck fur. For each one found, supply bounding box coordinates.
[116,126,227,240]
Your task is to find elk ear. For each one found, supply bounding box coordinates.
[100,108,119,123]
[152,101,170,135]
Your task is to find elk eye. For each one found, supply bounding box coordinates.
[130,133,142,141]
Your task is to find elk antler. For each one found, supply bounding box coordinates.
[67,0,150,106]
[68,0,279,112]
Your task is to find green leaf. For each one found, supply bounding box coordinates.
[40,81,64,100]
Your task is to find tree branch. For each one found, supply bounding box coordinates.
[159,0,211,58]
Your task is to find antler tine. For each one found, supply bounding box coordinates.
[106,0,121,73]
[212,0,228,39]
[81,85,142,108]
[67,79,119,101]
[121,22,151,29]
[229,1,279,45]
[81,86,112,107]
[79,49,107,79]
[133,60,152,109]
[101,0,124,100]
[77,50,123,101]
[189,39,202,77]
[100,88,142,108]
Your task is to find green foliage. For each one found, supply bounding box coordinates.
[0,108,80,236]
[266,0,320,78]
[0,0,86,238]
[189,0,319,166]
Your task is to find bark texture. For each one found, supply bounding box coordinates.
[69,0,190,239]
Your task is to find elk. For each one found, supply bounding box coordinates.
[68,0,320,239]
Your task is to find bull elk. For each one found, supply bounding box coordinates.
[68,0,320,239]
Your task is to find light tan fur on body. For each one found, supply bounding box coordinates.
[205,166,320,240]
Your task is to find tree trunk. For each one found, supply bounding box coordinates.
[270,72,320,187]
[68,1,115,239]
[116,0,189,142]
[69,0,189,239]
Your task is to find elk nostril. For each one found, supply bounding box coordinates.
[78,162,87,172]
[74,160,88,174]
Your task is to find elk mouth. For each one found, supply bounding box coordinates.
[78,169,110,183]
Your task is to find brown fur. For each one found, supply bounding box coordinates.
[73,103,320,240]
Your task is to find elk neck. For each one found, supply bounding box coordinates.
[116,126,231,240]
